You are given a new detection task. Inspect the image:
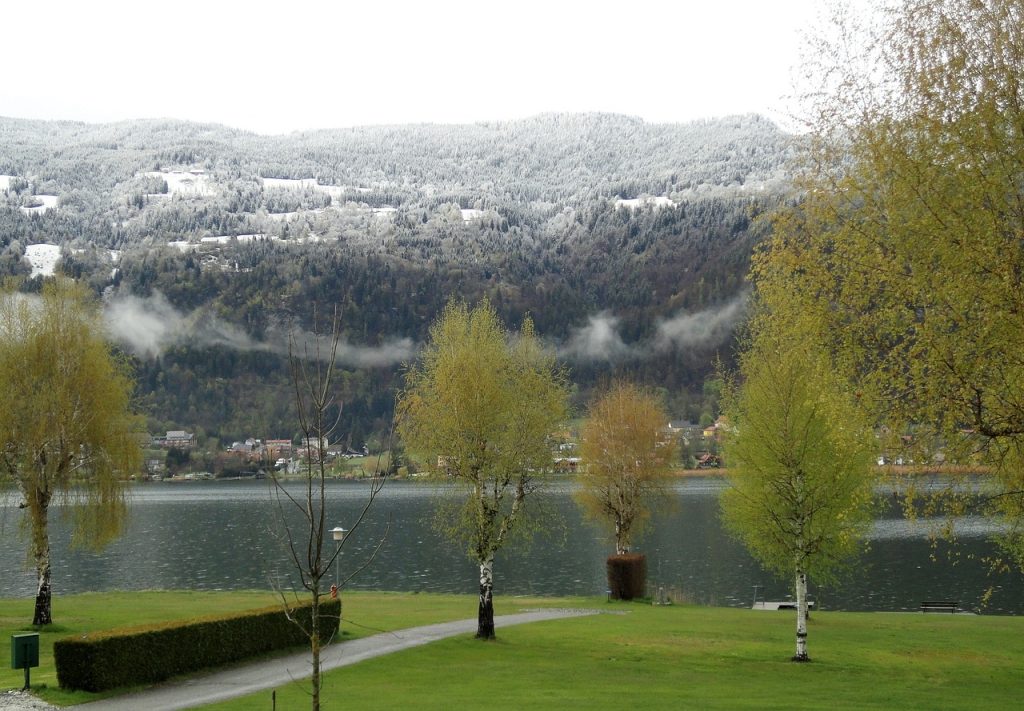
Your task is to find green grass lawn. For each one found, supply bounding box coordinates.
[0,590,553,706]
[206,600,1024,711]
[3,592,1024,709]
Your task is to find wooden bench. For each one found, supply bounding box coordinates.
[920,600,958,613]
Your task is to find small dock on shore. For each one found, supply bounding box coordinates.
[750,585,815,611]
[752,600,815,611]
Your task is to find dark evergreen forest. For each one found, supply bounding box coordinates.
[0,113,794,446]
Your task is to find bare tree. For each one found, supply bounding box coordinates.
[271,313,388,711]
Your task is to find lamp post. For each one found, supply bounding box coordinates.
[331,526,347,589]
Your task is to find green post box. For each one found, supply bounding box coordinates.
[11,633,39,690]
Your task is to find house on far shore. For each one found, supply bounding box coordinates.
[664,420,696,434]
[154,430,195,449]
[702,416,729,443]
[301,436,329,451]
[696,453,721,469]
[265,439,293,457]
[662,420,699,443]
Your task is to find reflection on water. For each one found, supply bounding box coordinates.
[871,516,1005,540]
[1,478,1021,614]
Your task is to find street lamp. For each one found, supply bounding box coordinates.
[331,527,347,589]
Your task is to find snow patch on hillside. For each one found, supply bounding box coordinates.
[262,178,373,197]
[20,195,59,215]
[262,177,319,190]
[200,234,272,245]
[614,196,675,210]
[144,171,214,196]
[25,244,61,277]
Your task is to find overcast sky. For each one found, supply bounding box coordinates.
[2,0,857,135]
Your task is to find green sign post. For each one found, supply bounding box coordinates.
[11,633,40,690]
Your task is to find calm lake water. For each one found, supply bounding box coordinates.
[1,478,1021,613]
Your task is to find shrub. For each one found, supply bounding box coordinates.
[607,553,647,600]
[54,598,341,692]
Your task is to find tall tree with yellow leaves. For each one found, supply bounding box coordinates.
[576,383,675,556]
[397,301,569,639]
[0,280,141,625]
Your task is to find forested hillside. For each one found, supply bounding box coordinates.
[0,113,794,446]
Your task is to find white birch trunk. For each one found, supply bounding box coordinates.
[614,519,627,555]
[31,490,53,626]
[794,569,809,662]
[477,556,495,639]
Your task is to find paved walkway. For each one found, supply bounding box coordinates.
[76,609,598,710]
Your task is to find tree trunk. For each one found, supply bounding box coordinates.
[477,557,495,640]
[33,564,51,627]
[793,569,809,662]
[31,491,52,626]
[310,591,321,711]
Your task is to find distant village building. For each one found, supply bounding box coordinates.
[265,439,293,457]
[696,453,721,469]
[702,416,729,443]
[664,420,697,434]
[229,438,261,454]
[554,456,581,473]
[156,430,195,449]
[301,436,329,451]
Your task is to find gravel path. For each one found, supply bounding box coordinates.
[0,691,55,711]
[42,608,598,710]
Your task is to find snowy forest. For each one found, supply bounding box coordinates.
[0,113,795,445]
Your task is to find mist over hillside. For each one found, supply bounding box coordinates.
[0,113,795,445]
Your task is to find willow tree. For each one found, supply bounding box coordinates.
[0,280,141,625]
[721,321,875,662]
[397,301,569,639]
[759,0,1024,566]
[576,382,675,555]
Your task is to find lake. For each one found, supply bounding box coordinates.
[1,478,1021,613]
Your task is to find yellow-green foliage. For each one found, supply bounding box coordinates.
[721,322,876,584]
[756,0,1024,566]
[397,300,569,562]
[0,279,142,547]
[0,279,143,624]
[53,599,341,692]
[576,383,675,554]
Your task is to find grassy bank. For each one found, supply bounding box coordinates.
[0,590,563,706]
[206,601,1024,711]
[3,591,1024,709]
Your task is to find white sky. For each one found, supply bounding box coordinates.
[1,0,858,135]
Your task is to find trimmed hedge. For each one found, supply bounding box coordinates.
[607,553,647,600]
[54,598,341,692]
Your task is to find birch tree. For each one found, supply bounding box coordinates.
[576,382,675,555]
[721,320,874,661]
[397,301,569,639]
[0,279,141,626]
[760,0,1024,565]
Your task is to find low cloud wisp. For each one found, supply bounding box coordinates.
[654,294,747,352]
[558,312,635,362]
[557,295,748,362]
[103,291,414,367]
